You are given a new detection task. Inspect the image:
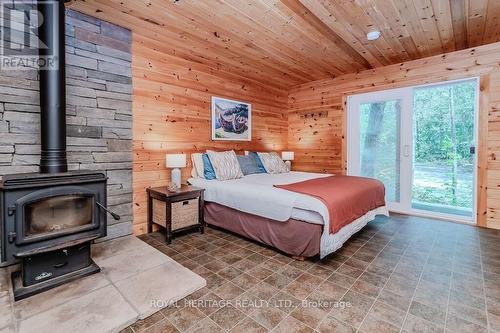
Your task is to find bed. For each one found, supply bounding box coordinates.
[189,171,388,259]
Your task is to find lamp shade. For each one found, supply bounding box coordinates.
[281,151,294,161]
[166,154,186,168]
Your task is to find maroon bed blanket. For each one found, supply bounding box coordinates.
[275,175,385,234]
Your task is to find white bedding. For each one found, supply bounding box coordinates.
[188,171,388,258]
[189,172,329,224]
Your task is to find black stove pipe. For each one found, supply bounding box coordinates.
[38,0,68,173]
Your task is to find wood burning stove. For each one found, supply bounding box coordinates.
[1,172,108,261]
[0,0,119,300]
[0,171,114,300]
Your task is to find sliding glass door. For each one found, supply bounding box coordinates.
[348,88,413,212]
[412,81,477,217]
[348,79,478,223]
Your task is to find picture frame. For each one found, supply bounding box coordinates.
[211,96,251,141]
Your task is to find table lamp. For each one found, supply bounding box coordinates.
[166,154,186,189]
[282,151,294,171]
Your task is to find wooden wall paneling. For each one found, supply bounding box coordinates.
[131,33,288,234]
[288,42,500,230]
[65,1,500,233]
[341,95,348,174]
[477,76,490,227]
[486,70,500,229]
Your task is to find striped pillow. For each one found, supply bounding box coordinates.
[191,153,205,178]
[206,150,244,180]
[257,152,288,174]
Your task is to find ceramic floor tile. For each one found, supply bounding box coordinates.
[249,306,286,330]
[230,316,267,333]
[359,312,400,333]
[208,305,246,331]
[113,214,500,332]
[318,315,356,333]
[272,315,313,333]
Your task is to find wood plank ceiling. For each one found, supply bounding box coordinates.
[69,0,500,89]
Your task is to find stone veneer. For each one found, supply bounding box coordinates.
[0,9,133,244]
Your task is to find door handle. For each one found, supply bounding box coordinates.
[403,145,410,157]
[470,146,476,155]
[96,202,121,221]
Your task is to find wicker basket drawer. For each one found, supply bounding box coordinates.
[152,198,199,230]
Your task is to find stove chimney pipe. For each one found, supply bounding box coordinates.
[38,0,68,173]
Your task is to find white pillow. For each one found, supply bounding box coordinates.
[191,153,205,179]
[191,167,198,178]
[257,152,288,174]
[206,150,243,181]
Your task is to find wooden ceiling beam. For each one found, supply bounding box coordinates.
[319,0,394,66]
[277,0,373,70]
[254,0,361,75]
[299,0,385,68]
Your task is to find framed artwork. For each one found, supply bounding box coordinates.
[211,96,251,141]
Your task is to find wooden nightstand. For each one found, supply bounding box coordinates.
[146,185,205,244]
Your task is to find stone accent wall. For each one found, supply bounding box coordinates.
[0,9,133,241]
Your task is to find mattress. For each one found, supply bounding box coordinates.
[189,172,330,225]
[189,172,389,258]
[205,202,322,257]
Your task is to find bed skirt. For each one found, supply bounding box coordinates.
[204,203,322,257]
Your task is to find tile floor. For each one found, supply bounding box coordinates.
[124,214,500,333]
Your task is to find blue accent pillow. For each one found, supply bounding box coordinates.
[202,154,217,180]
[237,155,261,175]
[249,152,267,173]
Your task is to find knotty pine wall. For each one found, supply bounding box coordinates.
[288,42,500,229]
[132,34,288,234]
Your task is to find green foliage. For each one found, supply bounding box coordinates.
[358,80,476,211]
[413,81,475,165]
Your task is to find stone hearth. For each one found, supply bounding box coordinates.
[0,236,206,333]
